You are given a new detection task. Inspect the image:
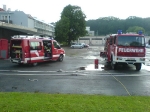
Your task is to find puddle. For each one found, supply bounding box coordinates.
[83,56,97,59]
[84,64,104,71]
[78,61,150,71]
[142,64,150,71]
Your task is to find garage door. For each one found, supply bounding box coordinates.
[79,38,90,44]
[91,38,102,45]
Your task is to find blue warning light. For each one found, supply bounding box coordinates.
[117,30,122,34]
[138,31,143,35]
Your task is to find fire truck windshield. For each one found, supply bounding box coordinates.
[117,36,145,47]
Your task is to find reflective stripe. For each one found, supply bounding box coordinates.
[30,50,39,57]
[24,56,44,63]
[53,54,60,57]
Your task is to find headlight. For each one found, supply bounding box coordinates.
[117,57,122,60]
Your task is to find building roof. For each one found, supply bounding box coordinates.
[0,8,5,11]
[27,14,34,19]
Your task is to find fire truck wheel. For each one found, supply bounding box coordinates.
[18,63,23,66]
[30,63,38,66]
[135,63,141,71]
[111,57,117,70]
[58,54,63,62]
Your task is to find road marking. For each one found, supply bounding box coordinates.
[105,71,131,96]
[113,76,131,96]
[0,71,149,77]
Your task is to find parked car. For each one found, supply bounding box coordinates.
[82,43,89,48]
[71,43,84,49]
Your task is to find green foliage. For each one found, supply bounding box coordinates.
[86,16,150,35]
[55,4,87,45]
[1,92,150,112]
[55,17,70,43]
[126,26,145,33]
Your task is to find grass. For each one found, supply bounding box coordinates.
[0,92,150,112]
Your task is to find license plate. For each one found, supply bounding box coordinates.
[127,58,135,60]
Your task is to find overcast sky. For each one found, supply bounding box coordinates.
[1,0,150,23]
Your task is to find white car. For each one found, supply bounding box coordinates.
[71,43,84,49]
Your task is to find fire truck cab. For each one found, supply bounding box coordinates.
[10,35,65,65]
[100,30,146,71]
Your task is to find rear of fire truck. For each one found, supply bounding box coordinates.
[101,30,146,71]
[9,35,26,64]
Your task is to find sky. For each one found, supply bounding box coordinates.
[1,0,150,23]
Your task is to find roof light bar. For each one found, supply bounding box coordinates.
[138,31,143,35]
[117,30,122,34]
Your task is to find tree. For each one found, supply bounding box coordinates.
[55,4,87,45]
[86,16,150,35]
[55,17,70,43]
[126,26,145,34]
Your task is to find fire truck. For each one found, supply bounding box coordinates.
[9,35,65,65]
[100,30,146,71]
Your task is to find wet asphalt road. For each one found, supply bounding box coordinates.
[0,46,150,96]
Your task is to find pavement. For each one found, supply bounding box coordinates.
[0,46,150,96]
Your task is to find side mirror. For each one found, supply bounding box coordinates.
[109,40,112,45]
[56,45,61,49]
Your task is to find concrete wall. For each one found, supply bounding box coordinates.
[78,36,105,45]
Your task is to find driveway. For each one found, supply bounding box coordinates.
[0,46,150,96]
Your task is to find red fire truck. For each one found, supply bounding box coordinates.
[100,30,146,71]
[9,35,65,65]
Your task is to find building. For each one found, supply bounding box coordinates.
[78,36,105,45]
[0,5,54,37]
[86,26,94,36]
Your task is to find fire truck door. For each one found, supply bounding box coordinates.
[29,41,43,63]
[0,39,8,59]
[52,41,60,60]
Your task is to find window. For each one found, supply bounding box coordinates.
[30,42,41,50]
[5,16,7,20]
[110,38,113,45]
[114,36,116,44]
[117,36,145,47]
[79,38,90,40]
[92,38,102,40]
[53,41,60,48]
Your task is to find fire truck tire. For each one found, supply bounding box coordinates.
[135,63,141,71]
[30,63,38,66]
[58,54,63,62]
[111,57,117,70]
[18,63,23,66]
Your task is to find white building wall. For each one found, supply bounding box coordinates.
[79,40,90,44]
[28,18,34,28]
[78,36,105,45]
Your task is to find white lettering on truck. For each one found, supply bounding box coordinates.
[118,48,144,53]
